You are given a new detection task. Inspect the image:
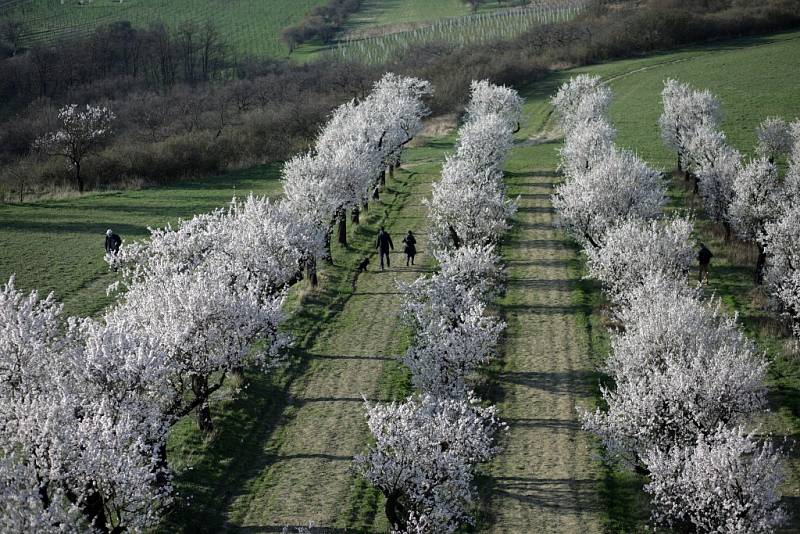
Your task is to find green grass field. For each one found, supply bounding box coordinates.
[1,0,327,58]
[2,27,800,532]
[0,165,283,317]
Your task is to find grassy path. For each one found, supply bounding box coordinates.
[222,159,440,531]
[484,147,604,532]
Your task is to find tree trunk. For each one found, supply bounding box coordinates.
[324,227,333,263]
[306,257,318,287]
[372,187,380,200]
[192,375,213,433]
[75,161,84,193]
[380,169,386,187]
[82,485,110,533]
[351,207,359,224]
[448,225,462,249]
[389,164,394,181]
[384,491,407,532]
[362,200,368,212]
[337,209,347,246]
[677,154,683,175]
[755,244,767,285]
[723,220,732,242]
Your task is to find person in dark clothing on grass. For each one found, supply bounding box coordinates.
[402,231,417,266]
[105,229,122,255]
[698,242,713,284]
[376,226,394,271]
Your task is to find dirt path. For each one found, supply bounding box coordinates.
[224,167,435,531]
[484,168,604,532]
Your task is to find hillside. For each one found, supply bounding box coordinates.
[1,28,799,532]
[0,0,328,57]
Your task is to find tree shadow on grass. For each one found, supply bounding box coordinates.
[498,369,600,397]
[492,476,603,514]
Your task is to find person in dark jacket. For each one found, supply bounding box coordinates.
[402,230,417,266]
[698,242,713,284]
[105,229,122,255]
[376,226,394,271]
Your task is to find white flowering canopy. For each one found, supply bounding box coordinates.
[729,158,783,242]
[354,394,503,534]
[427,156,517,250]
[559,117,617,179]
[644,426,786,533]
[659,79,722,169]
[585,217,695,303]
[755,116,792,162]
[551,74,613,132]
[0,278,169,532]
[581,275,767,463]
[762,203,800,337]
[552,148,665,249]
[465,79,523,130]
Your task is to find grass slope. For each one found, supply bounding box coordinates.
[0,165,283,317]
[1,0,328,58]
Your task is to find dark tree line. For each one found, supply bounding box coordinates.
[281,0,362,52]
[0,19,228,112]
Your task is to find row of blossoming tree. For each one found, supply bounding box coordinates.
[354,80,523,533]
[0,73,432,532]
[551,74,788,532]
[660,78,800,341]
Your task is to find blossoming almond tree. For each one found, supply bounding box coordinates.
[761,203,800,338]
[551,74,612,133]
[433,244,505,303]
[581,275,767,465]
[559,117,617,179]
[659,79,721,175]
[644,426,786,533]
[584,217,695,303]
[464,79,523,131]
[0,455,82,533]
[354,395,503,533]
[552,148,665,249]
[755,116,792,164]
[686,124,741,241]
[34,104,115,193]
[427,156,516,250]
[1,278,169,532]
[729,158,783,283]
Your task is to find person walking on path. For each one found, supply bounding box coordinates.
[698,242,713,284]
[376,226,394,271]
[402,231,417,266]
[105,229,122,255]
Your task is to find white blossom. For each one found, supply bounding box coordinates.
[552,148,665,248]
[427,156,516,250]
[755,116,792,162]
[659,79,721,170]
[0,455,83,533]
[729,158,782,243]
[688,126,741,230]
[762,204,800,337]
[354,394,503,533]
[433,244,505,303]
[581,275,767,463]
[464,79,523,130]
[644,426,786,533]
[551,74,612,132]
[585,217,694,303]
[559,117,617,179]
